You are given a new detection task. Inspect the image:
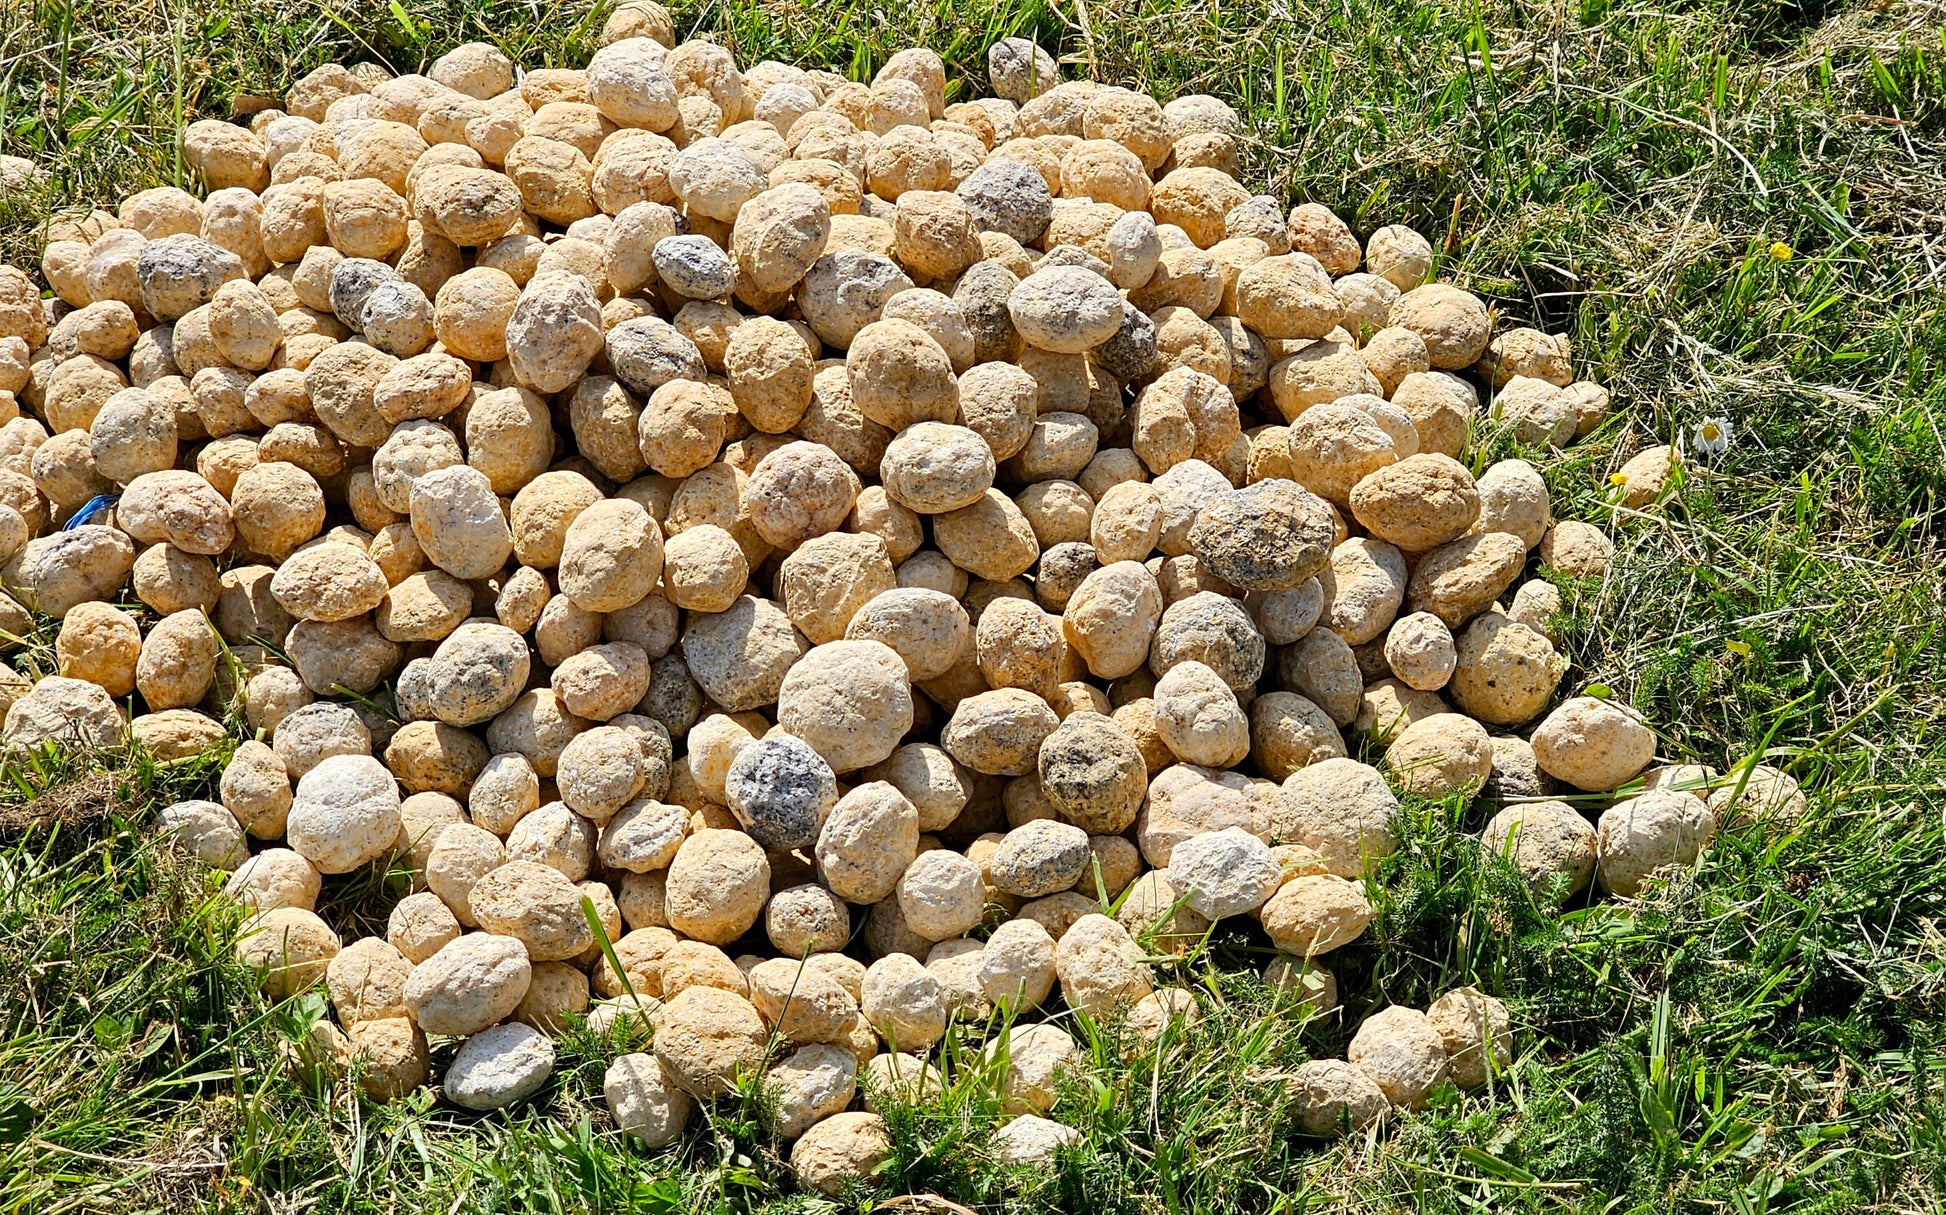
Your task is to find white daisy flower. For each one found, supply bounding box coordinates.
[1692,416,1732,456]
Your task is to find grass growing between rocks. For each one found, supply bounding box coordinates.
[2,0,1944,1210]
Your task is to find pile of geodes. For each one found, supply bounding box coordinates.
[0,3,1804,1189]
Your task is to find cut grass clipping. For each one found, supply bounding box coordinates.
[1,0,1943,1213]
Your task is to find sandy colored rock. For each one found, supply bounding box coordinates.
[1405,532,1527,628]
[596,796,687,874]
[389,791,464,879]
[881,421,994,515]
[236,907,341,998]
[747,439,862,549]
[1566,380,1610,436]
[387,891,463,964]
[423,820,506,927]
[967,917,1052,1013]
[746,957,862,1046]
[9,530,138,627]
[1235,253,1340,340]
[846,317,958,429]
[1473,459,1550,549]
[1530,696,1656,792]
[270,542,388,622]
[974,597,1067,697]
[1170,826,1281,918]
[1425,985,1514,1091]
[1348,1004,1448,1109]
[1126,986,1201,1046]
[897,848,986,940]
[1381,710,1491,798]
[1349,453,1480,552]
[509,957,583,1035]
[605,1052,695,1148]
[1288,1059,1387,1137]
[1480,798,1596,904]
[766,883,851,957]
[286,754,404,875]
[780,531,895,644]
[679,595,806,713]
[55,601,141,696]
[1134,763,1261,868]
[766,1042,858,1140]
[1008,265,1124,354]
[990,1113,1080,1167]
[1244,689,1342,780]
[1383,611,1455,692]
[403,931,532,1036]
[732,182,832,294]
[664,828,770,944]
[1263,954,1338,1015]
[1357,224,1429,291]
[660,523,748,613]
[790,1111,893,1198]
[131,606,219,709]
[1260,874,1371,957]
[1269,758,1400,878]
[1448,614,1565,726]
[408,464,512,581]
[558,497,664,612]
[384,720,489,797]
[231,462,325,561]
[844,588,969,684]
[131,709,226,762]
[1484,733,1556,801]
[1539,519,1614,580]
[861,952,948,1050]
[444,1020,555,1111]
[155,799,247,869]
[861,1051,942,1114]
[682,712,759,804]
[271,700,370,778]
[552,643,650,724]
[775,639,913,774]
[129,545,222,615]
[325,936,413,1026]
[467,860,595,961]
[1493,375,1577,447]
[1063,561,1163,681]
[90,386,179,484]
[1387,281,1490,372]
[104,473,233,562]
[1053,912,1151,1016]
[1153,660,1249,767]
[978,1022,1077,1118]
[425,620,531,727]
[1707,763,1807,826]
[943,688,1059,777]
[224,847,321,914]
[816,781,920,904]
[1595,789,1714,897]
[1278,625,1363,729]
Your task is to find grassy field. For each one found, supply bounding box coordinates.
[2,0,1944,1210]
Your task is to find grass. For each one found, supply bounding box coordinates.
[1,0,1944,1210]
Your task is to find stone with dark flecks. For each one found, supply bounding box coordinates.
[723,732,838,851]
